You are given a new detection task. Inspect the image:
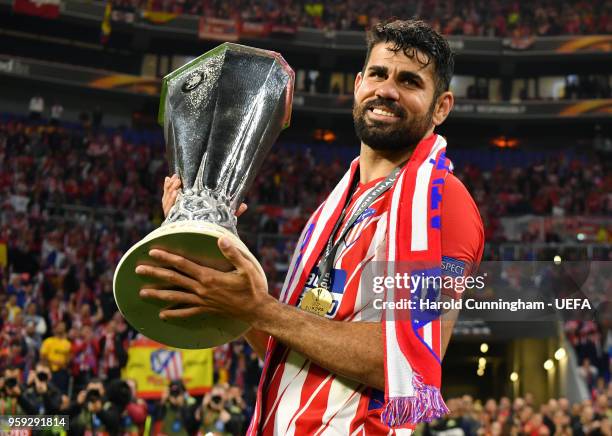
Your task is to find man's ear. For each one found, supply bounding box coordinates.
[354,72,363,97]
[432,91,454,127]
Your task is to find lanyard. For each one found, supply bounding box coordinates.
[316,166,401,290]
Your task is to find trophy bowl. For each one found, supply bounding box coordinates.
[113,43,294,349]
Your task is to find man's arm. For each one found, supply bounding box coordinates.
[243,328,269,360]
[253,300,385,390]
[138,170,486,389]
[135,246,387,390]
[436,174,485,360]
[248,298,462,389]
[136,243,462,392]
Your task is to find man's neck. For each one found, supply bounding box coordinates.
[358,144,416,184]
[358,132,435,184]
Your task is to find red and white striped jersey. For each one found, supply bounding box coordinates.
[256,173,484,435]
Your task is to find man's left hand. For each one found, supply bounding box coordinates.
[135,237,272,324]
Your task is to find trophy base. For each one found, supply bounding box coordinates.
[113,221,263,349]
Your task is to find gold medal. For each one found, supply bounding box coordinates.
[299,287,334,316]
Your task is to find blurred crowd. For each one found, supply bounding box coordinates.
[107,0,612,35]
[422,391,611,436]
[564,76,612,101]
[0,362,254,435]
[0,112,610,285]
[455,155,611,244]
[0,115,259,434]
[566,320,612,397]
[0,113,610,433]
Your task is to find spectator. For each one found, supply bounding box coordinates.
[22,321,41,372]
[71,325,99,394]
[224,385,247,434]
[28,96,44,121]
[195,384,234,435]
[40,321,72,395]
[69,378,124,435]
[20,362,63,415]
[0,366,28,415]
[50,101,63,126]
[98,280,117,322]
[155,380,198,435]
[106,378,142,435]
[23,302,47,337]
[124,378,149,435]
[579,357,600,392]
[98,314,128,382]
[6,294,21,323]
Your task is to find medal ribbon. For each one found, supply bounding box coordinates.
[315,166,401,291]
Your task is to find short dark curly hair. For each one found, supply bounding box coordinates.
[363,19,455,100]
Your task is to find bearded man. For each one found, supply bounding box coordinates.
[144,19,484,435]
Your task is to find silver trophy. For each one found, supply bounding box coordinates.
[113,43,294,349]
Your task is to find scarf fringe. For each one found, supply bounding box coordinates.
[381,374,450,427]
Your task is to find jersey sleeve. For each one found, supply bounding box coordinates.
[440,173,485,268]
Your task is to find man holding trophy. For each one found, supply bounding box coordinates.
[115,19,483,435]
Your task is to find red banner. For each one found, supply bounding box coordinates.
[198,16,239,41]
[239,20,272,38]
[13,0,60,18]
[269,23,298,35]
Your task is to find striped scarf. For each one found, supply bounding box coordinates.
[249,134,451,432]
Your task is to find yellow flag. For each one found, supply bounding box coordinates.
[0,241,7,268]
[122,337,214,399]
[101,0,112,44]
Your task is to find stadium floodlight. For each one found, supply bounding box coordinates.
[554,347,567,360]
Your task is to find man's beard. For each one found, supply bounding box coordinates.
[353,97,435,151]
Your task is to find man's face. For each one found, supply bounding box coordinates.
[35,364,51,380]
[3,368,20,395]
[4,368,20,382]
[353,42,438,151]
[55,322,66,336]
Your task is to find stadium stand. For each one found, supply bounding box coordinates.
[105,0,612,35]
[0,115,610,431]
